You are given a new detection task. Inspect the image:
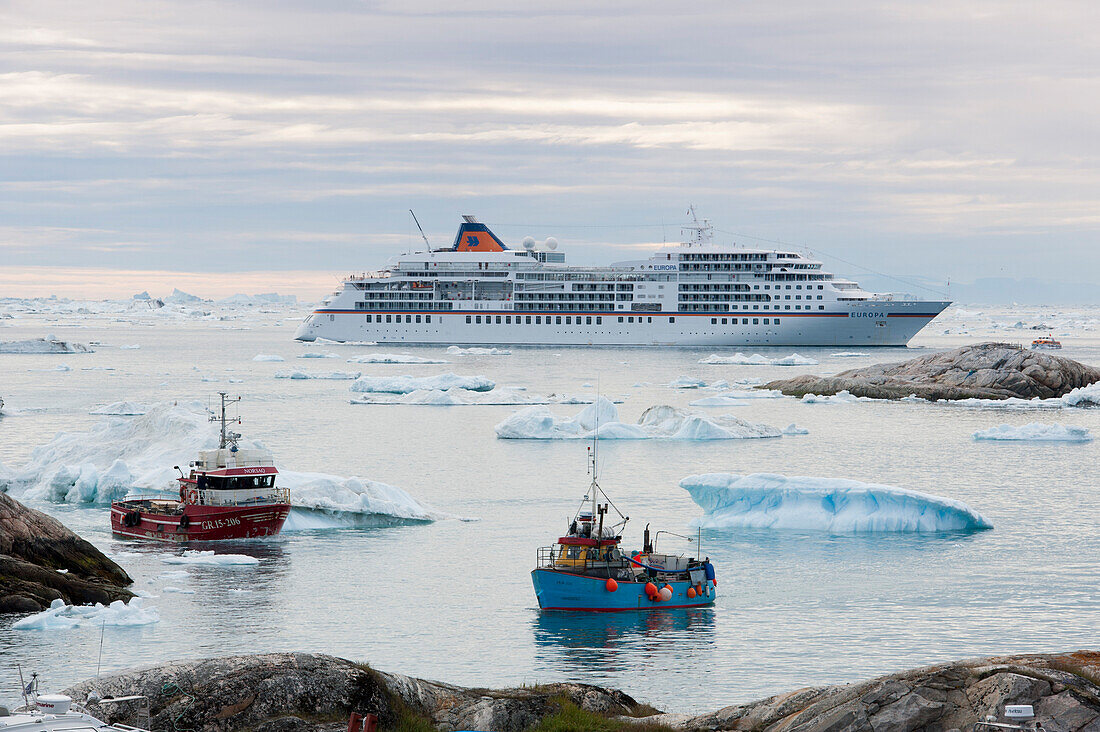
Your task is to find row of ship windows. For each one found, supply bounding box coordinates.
[340,313,792,325]
[682,304,826,312]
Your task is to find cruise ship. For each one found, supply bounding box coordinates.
[295,214,949,347]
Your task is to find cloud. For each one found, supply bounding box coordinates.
[0,0,1097,296]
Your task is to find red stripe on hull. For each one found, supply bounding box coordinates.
[539,602,715,612]
[111,501,290,542]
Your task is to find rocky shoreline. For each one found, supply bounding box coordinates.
[0,491,134,612]
[64,650,1100,731]
[765,342,1100,401]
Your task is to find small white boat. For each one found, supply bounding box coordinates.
[1,673,148,732]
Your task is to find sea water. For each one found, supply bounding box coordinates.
[1,305,1099,713]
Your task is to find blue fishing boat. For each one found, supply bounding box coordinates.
[531,443,717,612]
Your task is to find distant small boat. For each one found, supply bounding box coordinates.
[110,393,290,541]
[531,438,716,612]
[1031,335,1062,350]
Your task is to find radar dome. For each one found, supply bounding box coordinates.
[522,237,536,250]
[545,237,558,250]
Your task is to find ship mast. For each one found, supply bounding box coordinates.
[212,392,242,450]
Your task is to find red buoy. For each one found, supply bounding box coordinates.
[644,582,658,596]
[605,578,618,592]
[687,587,696,599]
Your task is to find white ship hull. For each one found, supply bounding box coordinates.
[295,300,949,347]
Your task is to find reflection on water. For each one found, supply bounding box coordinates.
[532,608,716,675]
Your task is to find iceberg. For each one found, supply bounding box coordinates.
[252,354,285,362]
[699,353,819,366]
[13,598,159,630]
[689,396,747,407]
[800,390,874,404]
[349,373,495,394]
[162,550,260,567]
[669,376,707,389]
[942,381,1100,410]
[281,471,440,529]
[782,424,810,435]
[681,473,992,533]
[345,353,449,364]
[0,337,93,354]
[90,402,150,415]
[350,387,543,406]
[274,369,362,380]
[973,423,1092,442]
[297,352,339,359]
[495,399,782,440]
[446,346,512,355]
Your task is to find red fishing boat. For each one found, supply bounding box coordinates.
[111,393,290,541]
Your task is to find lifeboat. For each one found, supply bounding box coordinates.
[110,394,290,542]
[1030,335,1062,350]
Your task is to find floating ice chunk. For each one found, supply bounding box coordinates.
[973,423,1093,442]
[162,550,259,567]
[446,346,512,355]
[351,386,543,406]
[698,353,818,366]
[345,353,449,364]
[495,399,781,440]
[832,351,870,357]
[681,473,992,532]
[782,424,810,435]
[90,402,149,415]
[800,390,874,404]
[669,376,707,389]
[13,598,160,630]
[0,337,93,354]
[252,354,285,362]
[274,369,361,380]
[297,352,339,359]
[943,381,1100,410]
[281,471,439,527]
[162,586,195,594]
[349,373,495,394]
[689,396,747,407]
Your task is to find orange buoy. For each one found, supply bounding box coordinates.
[644,582,658,596]
[659,587,672,601]
[662,584,673,593]
[687,587,696,599]
[605,578,618,592]
[695,583,702,595]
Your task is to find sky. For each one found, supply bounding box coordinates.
[1,1,1098,300]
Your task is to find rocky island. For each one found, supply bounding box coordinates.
[64,650,1100,731]
[765,342,1100,401]
[0,491,134,612]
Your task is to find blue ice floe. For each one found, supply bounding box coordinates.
[349,373,495,394]
[680,473,992,532]
[973,423,1092,442]
[495,399,781,440]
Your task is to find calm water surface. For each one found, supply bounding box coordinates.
[1,313,1098,713]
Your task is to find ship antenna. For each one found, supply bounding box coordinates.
[211,392,242,450]
[409,209,433,255]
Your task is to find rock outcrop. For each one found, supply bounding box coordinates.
[66,652,648,732]
[653,650,1100,731]
[765,343,1100,401]
[0,491,133,612]
[64,651,1100,731]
